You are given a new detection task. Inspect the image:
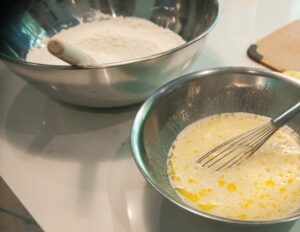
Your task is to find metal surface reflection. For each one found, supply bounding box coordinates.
[0,177,44,232]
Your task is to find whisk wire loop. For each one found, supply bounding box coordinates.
[196,102,300,171]
[197,121,278,171]
[217,123,278,170]
[197,123,273,163]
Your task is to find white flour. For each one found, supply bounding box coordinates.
[26,16,186,65]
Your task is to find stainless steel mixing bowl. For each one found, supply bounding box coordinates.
[0,0,219,107]
[131,67,300,227]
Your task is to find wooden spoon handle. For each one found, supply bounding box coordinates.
[47,39,98,67]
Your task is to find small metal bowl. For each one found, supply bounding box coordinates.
[131,67,300,228]
[0,0,219,107]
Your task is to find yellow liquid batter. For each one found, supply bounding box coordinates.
[167,113,300,220]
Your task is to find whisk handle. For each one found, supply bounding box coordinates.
[273,102,300,127]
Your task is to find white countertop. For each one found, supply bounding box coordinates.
[1,0,300,231]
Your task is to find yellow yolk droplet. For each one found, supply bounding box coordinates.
[175,188,199,203]
[237,214,248,220]
[279,187,286,193]
[197,203,217,212]
[188,178,196,184]
[265,179,275,187]
[218,179,225,187]
[240,199,254,209]
[227,183,237,192]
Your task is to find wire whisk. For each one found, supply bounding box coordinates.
[196,102,300,171]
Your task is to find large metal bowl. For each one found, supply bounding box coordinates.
[0,0,219,107]
[131,67,300,228]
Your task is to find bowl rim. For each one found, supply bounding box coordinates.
[131,66,300,225]
[0,0,220,70]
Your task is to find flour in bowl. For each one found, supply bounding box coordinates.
[26,16,186,65]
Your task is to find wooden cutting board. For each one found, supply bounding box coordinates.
[247,19,300,72]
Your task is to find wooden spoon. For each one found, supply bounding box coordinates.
[47,39,98,67]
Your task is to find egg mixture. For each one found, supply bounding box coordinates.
[167,113,300,220]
